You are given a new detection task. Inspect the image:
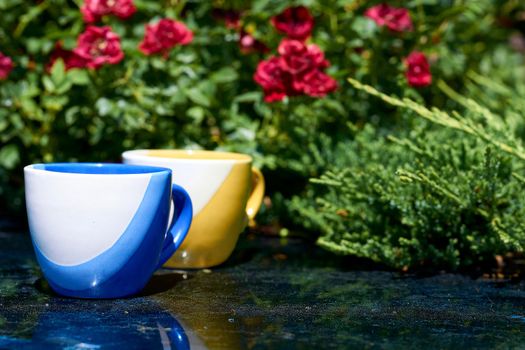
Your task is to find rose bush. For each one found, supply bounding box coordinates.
[1,0,525,271]
[0,53,13,80]
[364,3,413,32]
[74,26,124,68]
[138,18,193,56]
[81,0,136,23]
[254,39,336,101]
[405,51,431,87]
[271,6,314,41]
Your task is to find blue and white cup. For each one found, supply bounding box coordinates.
[24,163,193,299]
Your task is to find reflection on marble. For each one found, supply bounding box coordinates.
[2,226,525,349]
[1,301,190,349]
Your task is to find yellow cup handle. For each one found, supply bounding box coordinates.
[246,167,265,227]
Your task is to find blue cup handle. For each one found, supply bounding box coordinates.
[155,184,193,269]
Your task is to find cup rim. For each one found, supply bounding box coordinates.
[24,162,172,175]
[122,149,253,164]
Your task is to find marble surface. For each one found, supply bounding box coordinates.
[1,226,525,349]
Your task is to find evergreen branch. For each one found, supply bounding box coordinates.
[347,77,525,162]
[317,237,351,254]
[387,135,437,159]
[491,217,523,252]
[437,79,504,130]
[395,169,466,206]
[310,177,343,187]
[397,168,494,218]
[466,70,513,96]
[347,78,474,133]
[512,172,525,185]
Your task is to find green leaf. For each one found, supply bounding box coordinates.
[0,0,24,10]
[134,0,162,11]
[96,98,113,116]
[55,80,73,94]
[65,106,80,126]
[42,95,69,111]
[234,91,262,103]
[187,106,205,123]
[0,144,20,170]
[0,119,7,133]
[252,0,272,12]
[42,76,55,93]
[50,59,66,85]
[185,88,211,107]
[351,17,378,39]
[318,99,346,117]
[67,69,90,85]
[19,98,40,118]
[211,67,239,84]
[175,52,196,64]
[151,57,167,70]
[26,38,42,54]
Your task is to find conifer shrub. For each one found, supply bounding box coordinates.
[288,76,525,271]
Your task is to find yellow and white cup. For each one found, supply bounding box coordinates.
[122,150,265,268]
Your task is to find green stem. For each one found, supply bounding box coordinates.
[14,0,49,38]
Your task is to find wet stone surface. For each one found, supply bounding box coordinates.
[1,226,525,349]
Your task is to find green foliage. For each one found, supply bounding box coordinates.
[289,75,525,271]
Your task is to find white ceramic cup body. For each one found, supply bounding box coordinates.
[24,163,192,298]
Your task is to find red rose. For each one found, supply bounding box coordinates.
[0,52,13,80]
[213,9,241,29]
[48,43,88,71]
[254,39,337,101]
[271,6,314,41]
[239,31,269,54]
[254,56,292,102]
[277,39,314,75]
[365,3,413,32]
[264,89,287,103]
[277,39,329,91]
[73,26,124,69]
[302,70,337,97]
[305,43,329,69]
[81,0,136,23]
[139,19,193,56]
[405,51,432,87]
